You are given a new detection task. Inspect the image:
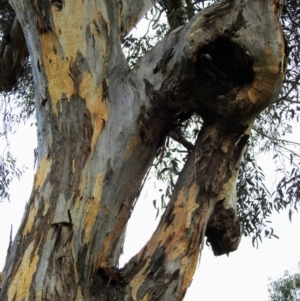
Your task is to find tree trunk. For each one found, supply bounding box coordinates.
[0,0,285,300]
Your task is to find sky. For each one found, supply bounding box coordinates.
[0,122,300,301]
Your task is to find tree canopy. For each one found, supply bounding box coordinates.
[267,263,300,301]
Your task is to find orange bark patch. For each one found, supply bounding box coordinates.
[34,155,52,189]
[72,159,76,174]
[165,182,199,258]
[7,241,39,301]
[247,72,279,104]
[38,2,110,152]
[95,201,129,266]
[40,2,110,116]
[90,104,108,151]
[128,181,203,299]
[129,260,151,299]
[181,255,199,293]
[81,71,109,151]
[141,294,150,301]
[248,37,285,105]
[83,173,103,242]
[125,136,138,159]
[265,45,272,55]
[75,287,84,301]
[22,203,38,235]
[40,33,74,115]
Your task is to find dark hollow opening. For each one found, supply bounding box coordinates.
[201,38,254,86]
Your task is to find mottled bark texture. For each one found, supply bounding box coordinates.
[0,0,285,300]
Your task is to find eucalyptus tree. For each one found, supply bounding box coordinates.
[0,0,298,300]
[267,264,300,301]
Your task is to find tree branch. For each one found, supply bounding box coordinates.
[169,130,194,151]
[253,128,300,159]
[119,0,286,298]
[120,0,156,37]
[122,122,247,298]
[275,75,300,103]
[131,0,285,120]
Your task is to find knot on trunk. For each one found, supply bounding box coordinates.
[205,200,241,256]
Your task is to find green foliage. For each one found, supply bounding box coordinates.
[0,148,22,201]
[0,65,34,202]
[0,1,34,201]
[267,263,300,301]
[122,4,169,67]
[0,0,35,123]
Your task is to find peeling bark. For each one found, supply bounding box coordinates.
[0,0,286,300]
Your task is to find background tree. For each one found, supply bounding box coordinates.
[267,263,300,301]
[0,0,33,201]
[0,0,298,300]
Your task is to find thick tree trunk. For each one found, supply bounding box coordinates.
[0,0,285,300]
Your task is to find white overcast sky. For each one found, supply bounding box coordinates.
[0,122,299,301]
